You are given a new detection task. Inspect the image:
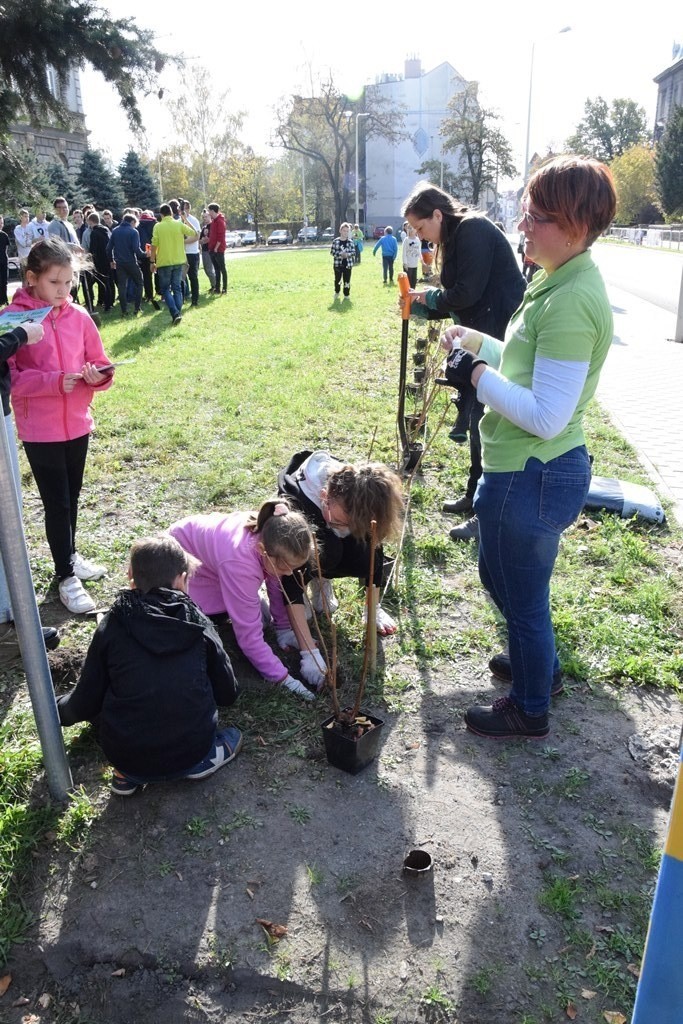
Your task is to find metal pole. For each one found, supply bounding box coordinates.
[0,420,72,801]
[302,156,307,234]
[632,737,683,1022]
[523,41,535,184]
[355,113,370,229]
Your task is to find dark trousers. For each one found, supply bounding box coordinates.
[186,253,200,304]
[23,434,90,580]
[139,255,155,302]
[210,252,227,292]
[382,256,395,282]
[333,264,352,295]
[81,272,96,312]
[115,261,143,313]
[403,265,418,288]
[93,263,114,310]
[0,260,7,305]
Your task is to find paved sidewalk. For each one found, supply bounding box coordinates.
[597,283,683,526]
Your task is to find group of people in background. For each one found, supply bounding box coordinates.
[0,154,620,796]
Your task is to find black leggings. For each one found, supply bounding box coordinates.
[210,252,227,292]
[333,264,352,294]
[23,434,89,579]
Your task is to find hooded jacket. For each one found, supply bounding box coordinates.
[6,287,113,442]
[57,588,239,779]
[208,213,227,253]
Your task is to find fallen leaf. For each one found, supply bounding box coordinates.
[21,1016,40,1024]
[37,994,51,1008]
[246,888,255,900]
[175,871,183,882]
[13,998,30,1008]
[256,918,287,940]
[566,1003,577,1020]
[581,989,598,999]
[586,942,597,960]
[111,968,125,977]
[603,1013,627,1024]
[256,735,267,746]
[627,963,641,978]
[596,925,615,934]
[0,974,11,997]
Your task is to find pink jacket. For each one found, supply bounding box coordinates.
[7,288,113,443]
[169,512,290,682]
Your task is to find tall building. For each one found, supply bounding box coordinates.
[364,58,469,233]
[8,66,88,173]
[654,43,683,139]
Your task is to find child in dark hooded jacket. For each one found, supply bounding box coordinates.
[56,534,242,796]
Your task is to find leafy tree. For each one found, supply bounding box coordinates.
[0,0,170,135]
[611,146,661,224]
[150,147,193,208]
[654,105,683,221]
[118,149,160,210]
[0,149,52,210]
[414,159,460,197]
[45,161,86,209]
[77,150,125,214]
[439,82,516,206]
[275,74,405,229]
[163,66,243,205]
[226,150,272,237]
[566,97,648,162]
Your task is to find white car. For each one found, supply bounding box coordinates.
[225,232,243,249]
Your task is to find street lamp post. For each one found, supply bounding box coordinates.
[354,112,370,228]
[524,26,571,183]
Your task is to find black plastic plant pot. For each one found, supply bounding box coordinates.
[413,368,425,382]
[405,382,423,398]
[415,337,428,350]
[403,441,424,472]
[413,351,426,366]
[321,709,385,774]
[404,414,426,438]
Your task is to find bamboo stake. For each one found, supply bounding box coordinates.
[354,519,377,719]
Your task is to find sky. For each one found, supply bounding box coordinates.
[82,0,681,190]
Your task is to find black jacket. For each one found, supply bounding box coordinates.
[431,215,525,338]
[88,224,111,271]
[57,588,239,778]
[0,326,28,416]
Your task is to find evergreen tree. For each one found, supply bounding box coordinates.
[77,150,125,215]
[654,106,683,221]
[0,148,52,209]
[118,149,160,210]
[45,162,86,209]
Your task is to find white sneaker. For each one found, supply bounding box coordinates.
[59,575,96,614]
[72,552,106,581]
[309,578,339,614]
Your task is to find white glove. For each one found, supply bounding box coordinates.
[280,673,315,701]
[300,648,328,690]
[276,627,300,651]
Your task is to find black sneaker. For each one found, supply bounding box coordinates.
[42,626,60,651]
[465,696,549,739]
[110,769,140,796]
[488,652,564,697]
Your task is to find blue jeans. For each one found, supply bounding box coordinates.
[157,264,184,318]
[474,447,591,715]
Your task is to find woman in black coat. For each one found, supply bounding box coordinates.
[403,183,525,541]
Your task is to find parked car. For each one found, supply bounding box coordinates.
[239,230,258,245]
[321,227,334,241]
[297,226,319,242]
[372,226,386,239]
[225,231,242,248]
[267,229,293,246]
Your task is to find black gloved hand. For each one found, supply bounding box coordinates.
[439,347,488,389]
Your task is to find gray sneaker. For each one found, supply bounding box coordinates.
[449,515,479,542]
[442,496,474,514]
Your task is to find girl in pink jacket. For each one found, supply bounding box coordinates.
[7,238,114,615]
[169,500,324,701]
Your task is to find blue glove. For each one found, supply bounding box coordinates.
[440,348,487,389]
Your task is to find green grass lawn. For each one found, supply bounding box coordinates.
[1,248,682,1011]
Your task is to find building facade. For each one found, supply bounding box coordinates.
[364,58,469,234]
[8,66,88,173]
[654,45,683,139]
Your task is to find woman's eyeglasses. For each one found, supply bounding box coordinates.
[521,203,554,232]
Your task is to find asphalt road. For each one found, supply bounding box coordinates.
[592,242,683,315]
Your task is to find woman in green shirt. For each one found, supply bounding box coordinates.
[439,156,617,739]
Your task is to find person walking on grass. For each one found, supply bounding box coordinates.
[55,534,242,797]
[5,238,114,615]
[330,222,356,298]
[373,225,398,284]
[151,202,198,325]
[207,203,228,294]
